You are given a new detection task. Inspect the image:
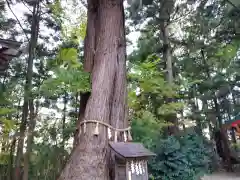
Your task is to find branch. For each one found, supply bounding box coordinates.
[170,10,193,24]
[80,0,87,9]
[225,0,240,11]
[5,0,30,41]
[21,0,33,13]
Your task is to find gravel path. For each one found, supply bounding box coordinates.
[202,173,240,180]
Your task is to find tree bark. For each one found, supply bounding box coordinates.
[109,5,127,179]
[83,0,98,72]
[109,2,127,137]
[73,92,90,148]
[58,0,126,179]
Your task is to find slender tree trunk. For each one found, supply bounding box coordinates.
[58,92,68,169]
[161,22,173,85]
[220,128,233,172]
[160,21,178,135]
[192,86,202,135]
[208,119,214,140]
[62,91,68,149]
[22,100,36,180]
[8,137,16,180]
[202,99,214,140]
[58,0,126,179]
[15,2,40,180]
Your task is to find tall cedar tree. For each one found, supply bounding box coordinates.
[58,0,127,179]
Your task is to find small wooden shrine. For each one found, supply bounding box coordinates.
[0,38,21,75]
[109,142,155,180]
[78,120,156,180]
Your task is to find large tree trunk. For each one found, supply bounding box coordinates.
[109,5,127,179]
[109,2,127,138]
[58,0,126,179]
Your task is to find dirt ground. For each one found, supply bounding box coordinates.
[202,172,240,180]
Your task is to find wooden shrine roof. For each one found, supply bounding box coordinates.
[0,38,21,74]
[109,142,156,159]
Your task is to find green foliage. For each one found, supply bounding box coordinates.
[56,48,79,66]
[0,107,17,132]
[67,22,86,44]
[41,47,90,97]
[151,136,194,180]
[0,107,16,116]
[129,54,179,98]
[49,0,64,20]
[149,134,213,180]
[129,55,182,147]
[131,110,167,148]
[0,118,16,132]
[180,134,212,176]
[128,55,182,111]
[158,102,184,115]
[40,67,90,97]
[0,152,10,165]
[29,143,67,179]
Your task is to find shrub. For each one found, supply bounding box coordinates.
[149,133,212,180]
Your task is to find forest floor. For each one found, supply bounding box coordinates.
[202,172,240,180]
